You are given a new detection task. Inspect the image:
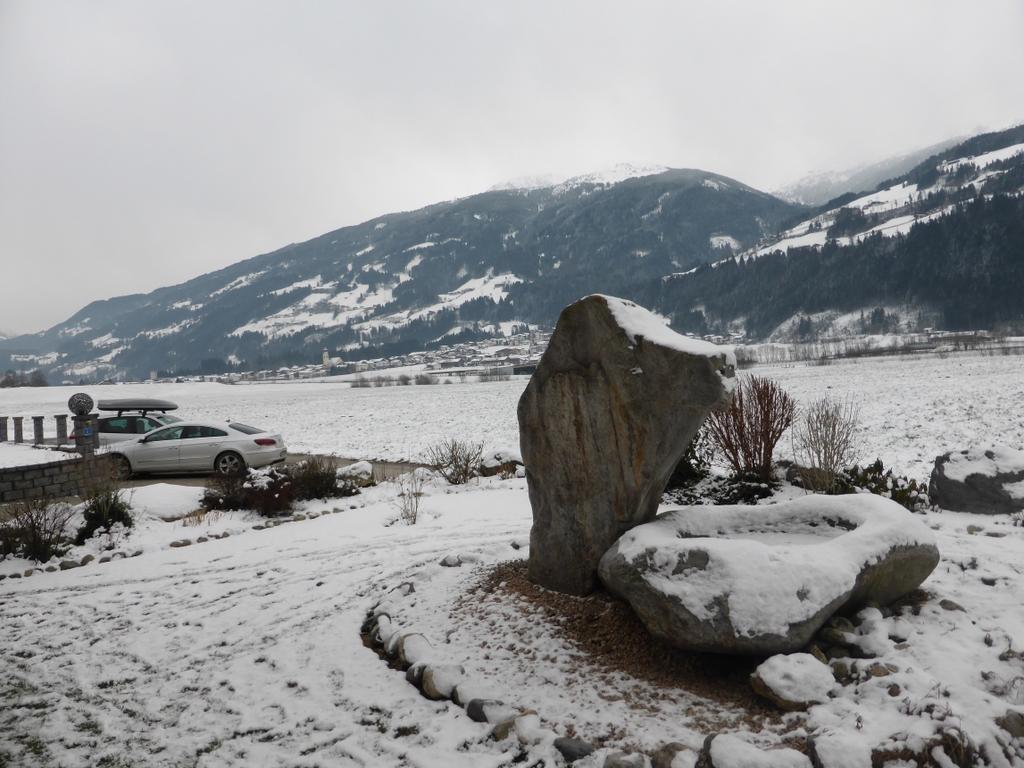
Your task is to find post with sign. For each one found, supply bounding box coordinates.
[68,393,96,457]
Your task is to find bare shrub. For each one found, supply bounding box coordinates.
[203,467,294,517]
[350,376,372,388]
[393,471,426,525]
[397,374,412,386]
[792,395,860,492]
[285,455,357,500]
[425,438,483,485]
[0,498,77,562]
[706,375,797,482]
[414,373,438,385]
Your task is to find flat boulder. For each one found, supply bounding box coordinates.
[750,653,833,710]
[929,446,1024,514]
[599,495,939,655]
[518,295,735,595]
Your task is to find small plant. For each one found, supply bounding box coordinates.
[792,395,860,493]
[426,438,483,485]
[841,459,930,512]
[286,455,350,500]
[75,486,133,546]
[667,422,714,488]
[414,373,438,385]
[242,468,294,517]
[706,376,797,482]
[0,498,77,562]
[203,467,294,517]
[393,471,427,525]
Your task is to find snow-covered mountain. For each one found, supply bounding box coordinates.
[775,137,963,206]
[660,124,1024,340]
[0,167,796,379]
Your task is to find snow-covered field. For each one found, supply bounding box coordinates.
[2,351,1024,767]
[1,350,1021,478]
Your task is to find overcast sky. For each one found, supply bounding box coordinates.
[2,0,1022,335]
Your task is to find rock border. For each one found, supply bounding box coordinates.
[361,571,821,767]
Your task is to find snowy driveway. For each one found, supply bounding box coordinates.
[0,489,531,768]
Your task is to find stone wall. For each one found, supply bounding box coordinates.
[0,454,115,503]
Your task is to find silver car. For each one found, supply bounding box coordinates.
[108,420,287,478]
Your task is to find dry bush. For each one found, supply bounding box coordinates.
[286,455,357,500]
[203,467,294,517]
[414,373,438,385]
[792,395,860,492]
[426,438,483,485]
[0,498,77,562]
[393,471,426,525]
[706,375,796,482]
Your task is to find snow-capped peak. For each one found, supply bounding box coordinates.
[489,163,670,194]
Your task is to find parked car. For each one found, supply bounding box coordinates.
[69,398,183,446]
[107,420,287,478]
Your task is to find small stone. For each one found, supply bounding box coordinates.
[827,645,851,660]
[252,525,265,530]
[292,514,306,521]
[864,662,891,678]
[307,512,320,519]
[405,662,426,687]
[196,536,208,543]
[169,539,192,548]
[8,572,22,579]
[750,653,833,710]
[981,576,997,586]
[997,710,1024,739]
[23,569,34,577]
[491,717,517,741]
[939,598,965,612]
[98,555,111,564]
[131,550,143,557]
[439,554,462,567]
[554,736,595,763]
[808,644,829,665]
[887,683,902,697]
[80,554,95,565]
[44,566,57,572]
[985,531,1007,538]
[966,525,983,534]
[652,742,689,768]
[465,699,509,723]
[59,560,79,571]
[831,660,853,685]
[421,664,465,700]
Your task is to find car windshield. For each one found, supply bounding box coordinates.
[228,422,264,435]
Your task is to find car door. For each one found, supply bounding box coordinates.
[132,425,184,471]
[177,426,228,471]
[98,417,135,445]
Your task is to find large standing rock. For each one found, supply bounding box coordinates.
[598,494,939,654]
[518,295,735,595]
[929,446,1024,514]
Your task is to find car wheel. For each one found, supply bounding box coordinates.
[215,451,246,476]
[111,454,133,480]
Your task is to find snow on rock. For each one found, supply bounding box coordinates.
[599,294,736,370]
[599,495,939,654]
[750,653,834,710]
[703,734,811,768]
[338,460,374,487]
[929,446,1024,514]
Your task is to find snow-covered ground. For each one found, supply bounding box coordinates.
[3,470,1023,766]
[2,351,1020,479]
[2,351,1024,765]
